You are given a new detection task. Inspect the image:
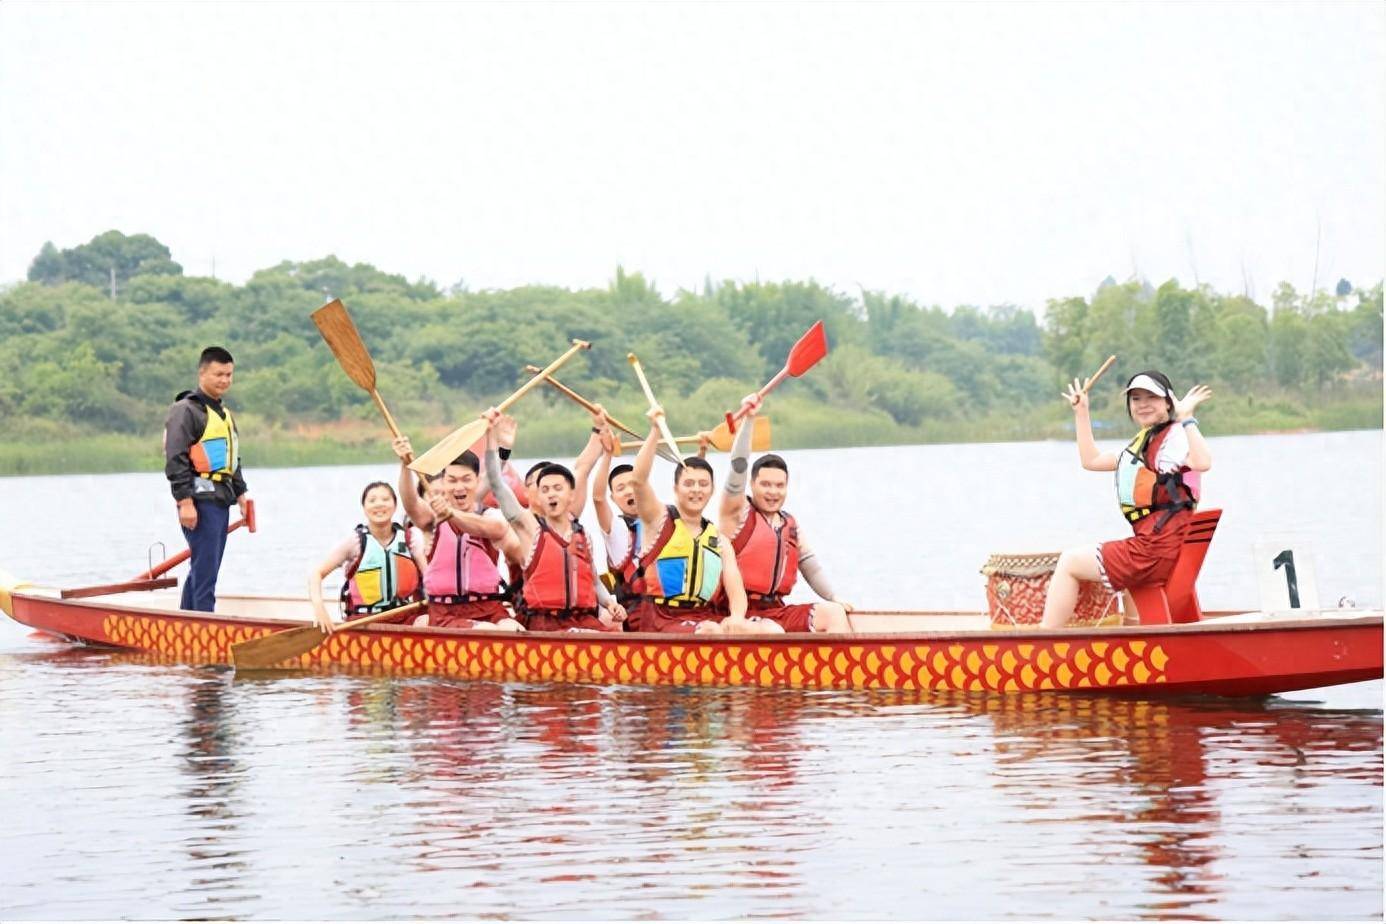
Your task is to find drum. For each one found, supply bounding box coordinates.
[980,552,1120,628]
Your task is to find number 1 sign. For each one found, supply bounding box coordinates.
[1253,539,1322,614]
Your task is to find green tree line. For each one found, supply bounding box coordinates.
[0,231,1380,474]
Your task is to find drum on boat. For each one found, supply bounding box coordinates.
[980,552,1120,628]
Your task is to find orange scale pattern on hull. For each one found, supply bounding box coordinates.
[101,613,1168,692]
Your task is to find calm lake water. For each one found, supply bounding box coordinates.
[1,431,1381,920]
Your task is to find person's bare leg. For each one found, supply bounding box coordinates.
[809,602,851,633]
[1040,547,1104,628]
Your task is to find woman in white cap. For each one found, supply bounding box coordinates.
[1040,370,1212,628]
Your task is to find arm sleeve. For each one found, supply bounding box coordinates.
[723,418,756,497]
[485,447,528,524]
[163,400,200,502]
[796,532,837,600]
[230,414,247,497]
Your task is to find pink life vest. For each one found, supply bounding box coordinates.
[425,520,505,602]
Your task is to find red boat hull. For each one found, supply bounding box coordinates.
[6,591,1382,697]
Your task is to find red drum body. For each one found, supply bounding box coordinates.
[981,552,1119,628]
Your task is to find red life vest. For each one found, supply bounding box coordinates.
[522,517,599,612]
[425,520,505,602]
[341,524,422,614]
[731,504,800,599]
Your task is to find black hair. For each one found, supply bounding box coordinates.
[199,346,234,368]
[446,451,480,475]
[751,454,789,479]
[525,460,552,484]
[360,480,398,505]
[608,463,634,487]
[536,463,576,489]
[674,456,715,485]
[1124,370,1177,421]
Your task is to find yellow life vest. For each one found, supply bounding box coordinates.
[188,401,239,482]
[641,505,723,606]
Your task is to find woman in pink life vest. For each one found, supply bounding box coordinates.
[1040,370,1213,628]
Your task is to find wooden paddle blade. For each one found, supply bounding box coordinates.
[706,415,772,452]
[751,415,772,451]
[229,624,327,670]
[786,320,829,376]
[409,417,489,477]
[311,299,377,392]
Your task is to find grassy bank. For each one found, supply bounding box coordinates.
[1,386,1379,477]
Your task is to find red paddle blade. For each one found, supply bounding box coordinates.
[786,320,828,376]
[245,498,257,533]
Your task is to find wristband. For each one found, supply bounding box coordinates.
[498,447,512,461]
[591,426,602,434]
[1181,417,1199,428]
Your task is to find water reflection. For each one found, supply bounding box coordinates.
[177,676,253,919]
[1,643,1380,919]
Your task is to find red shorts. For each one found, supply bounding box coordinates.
[426,599,512,629]
[631,599,724,634]
[526,609,614,633]
[747,600,816,633]
[1098,510,1192,592]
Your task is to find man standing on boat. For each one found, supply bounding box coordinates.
[717,395,853,634]
[163,346,250,612]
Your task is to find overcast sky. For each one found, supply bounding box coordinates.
[1,2,1381,310]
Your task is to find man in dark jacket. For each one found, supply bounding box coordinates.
[163,346,250,612]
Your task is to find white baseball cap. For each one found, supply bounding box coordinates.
[1124,373,1170,398]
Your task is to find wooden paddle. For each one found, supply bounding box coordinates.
[626,353,683,461]
[311,298,435,495]
[410,340,591,476]
[1082,355,1117,395]
[524,365,682,465]
[620,415,772,453]
[229,600,425,670]
[133,499,257,581]
[311,299,407,440]
[723,320,829,432]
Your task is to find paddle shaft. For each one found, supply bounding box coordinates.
[409,340,589,476]
[526,367,683,466]
[626,354,683,461]
[1081,355,1117,395]
[230,600,426,670]
[135,500,256,581]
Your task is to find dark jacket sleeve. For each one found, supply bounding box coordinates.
[163,398,202,502]
[230,427,248,499]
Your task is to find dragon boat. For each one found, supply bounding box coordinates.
[1,575,1379,697]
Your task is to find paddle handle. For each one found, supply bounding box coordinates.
[626,353,684,461]
[1081,355,1117,395]
[524,366,639,439]
[336,600,426,633]
[499,341,590,415]
[371,390,405,443]
[135,499,256,580]
[725,366,789,432]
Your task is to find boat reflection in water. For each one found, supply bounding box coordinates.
[6,640,1381,919]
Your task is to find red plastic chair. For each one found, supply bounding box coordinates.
[1128,508,1222,625]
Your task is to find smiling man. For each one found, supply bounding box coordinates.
[717,394,853,634]
[625,405,748,635]
[480,409,625,633]
[163,346,251,612]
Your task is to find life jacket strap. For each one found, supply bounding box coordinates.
[427,592,508,604]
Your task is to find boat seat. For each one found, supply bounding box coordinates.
[1128,508,1221,625]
